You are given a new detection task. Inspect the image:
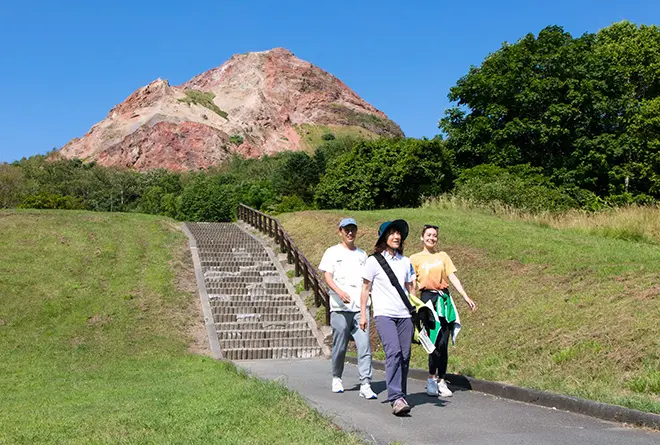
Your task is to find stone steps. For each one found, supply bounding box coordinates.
[216,328,313,340]
[186,221,323,361]
[208,294,293,303]
[215,320,311,331]
[223,347,322,360]
[213,311,304,323]
[219,337,319,350]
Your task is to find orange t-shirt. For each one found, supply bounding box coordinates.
[409,251,457,291]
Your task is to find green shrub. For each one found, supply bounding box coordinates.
[178,89,228,119]
[229,135,244,145]
[242,181,277,211]
[314,138,453,210]
[19,192,85,210]
[271,195,309,214]
[160,193,180,219]
[321,132,335,141]
[605,192,656,207]
[329,104,403,137]
[177,176,236,221]
[454,164,581,213]
[139,186,165,214]
[270,152,319,204]
[0,164,27,208]
[313,137,359,175]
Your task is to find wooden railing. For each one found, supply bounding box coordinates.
[237,203,331,326]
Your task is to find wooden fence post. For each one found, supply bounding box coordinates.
[286,239,293,264]
[324,295,330,325]
[294,250,301,277]
[312,276,320,307]
[303,262,310,291]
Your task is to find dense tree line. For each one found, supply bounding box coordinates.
[440,21,660,204]
[0,136,456,220]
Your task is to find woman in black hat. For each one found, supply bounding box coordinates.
[359,220,415,416]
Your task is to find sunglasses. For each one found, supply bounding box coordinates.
[423,224,439,231]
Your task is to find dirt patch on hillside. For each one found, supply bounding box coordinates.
[170,232,212,357]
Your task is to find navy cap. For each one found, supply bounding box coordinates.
[338,217,358,229]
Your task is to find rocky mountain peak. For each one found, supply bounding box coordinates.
[58,48,403,171]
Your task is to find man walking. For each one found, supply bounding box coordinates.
[319,218,377,399]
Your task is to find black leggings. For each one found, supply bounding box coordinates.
[420,290,454,378]
[429,318,452,378]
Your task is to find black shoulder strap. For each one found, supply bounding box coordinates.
[372,253,416,315]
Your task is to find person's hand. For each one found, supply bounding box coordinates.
[464,296,477,312]
[337,290,351,303]
[359,312,368,331]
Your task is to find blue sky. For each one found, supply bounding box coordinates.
[0,0,658,162]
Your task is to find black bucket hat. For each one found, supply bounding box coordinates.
[376,220,409,246]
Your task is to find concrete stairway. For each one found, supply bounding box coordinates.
[185,222,324,360]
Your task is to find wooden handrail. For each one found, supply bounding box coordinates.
[237,203,331,326]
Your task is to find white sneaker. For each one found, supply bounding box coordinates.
[426,377,439,396]
[437,378,453,397]
[359,383,377,399]
[332,377,344,393]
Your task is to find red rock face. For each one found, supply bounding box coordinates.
[59,48,403,171]
[97,122,227,171]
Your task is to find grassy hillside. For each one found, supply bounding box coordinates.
[294,123,379,152]
[277,207,660,413]
[0,210,360,445]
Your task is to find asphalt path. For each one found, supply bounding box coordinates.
[238,358,659,445]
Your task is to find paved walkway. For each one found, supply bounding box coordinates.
[238,358,659,445]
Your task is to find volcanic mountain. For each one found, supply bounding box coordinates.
[58,48,403,171]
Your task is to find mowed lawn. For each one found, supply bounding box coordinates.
[0,210,361,445]
[277,207,660,413]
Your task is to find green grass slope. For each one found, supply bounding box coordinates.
[277,208,660,413]
[294,123,380,152]
[0,210,361,445]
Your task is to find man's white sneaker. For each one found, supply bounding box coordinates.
[359,383,377,399]
[438,378,453,397]
[332,377,344,393]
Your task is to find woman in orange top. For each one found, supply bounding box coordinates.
[409,224,476,398]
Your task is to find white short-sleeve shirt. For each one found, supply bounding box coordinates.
[319,244,368,312]
[362,251,415,318]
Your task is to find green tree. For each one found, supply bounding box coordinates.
[0,164,27,208]
[270,152,319,204]
[315,138,453,210]
[440,22,660,201]
[178,175,236,221]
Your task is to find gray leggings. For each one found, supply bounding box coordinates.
[331,311,373,383]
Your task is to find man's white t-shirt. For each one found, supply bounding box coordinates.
[362,251,415,318]
[319,244,368,312]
